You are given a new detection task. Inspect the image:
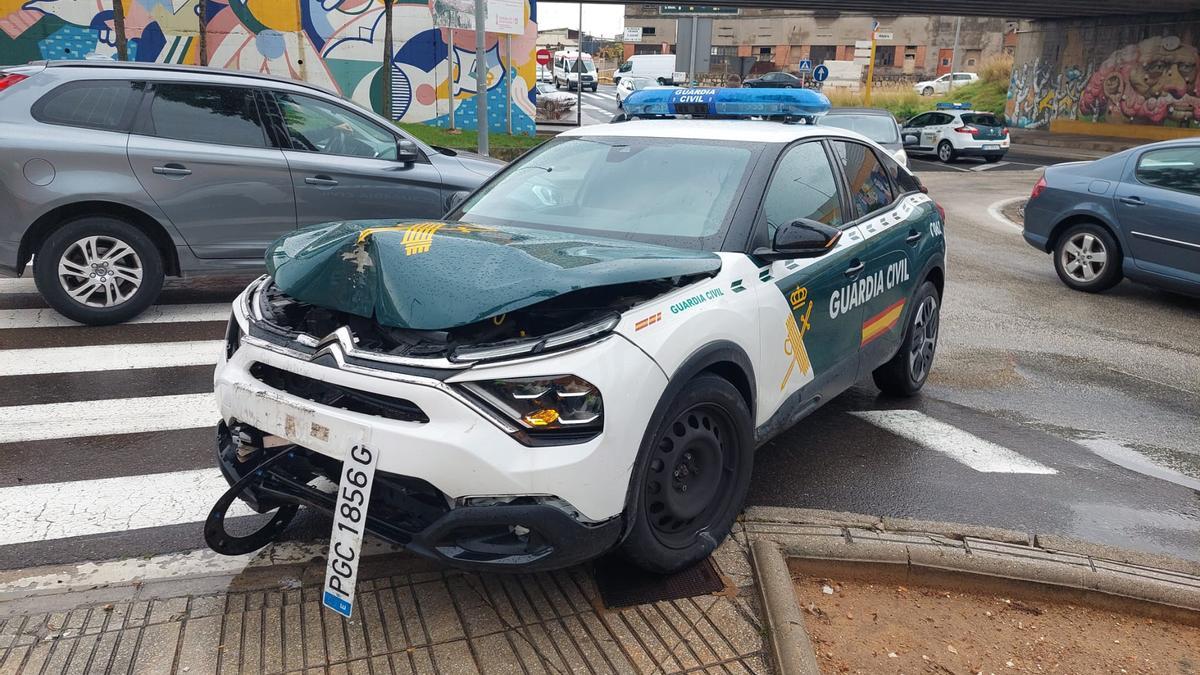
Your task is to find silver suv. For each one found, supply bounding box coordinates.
[0,61,501,324]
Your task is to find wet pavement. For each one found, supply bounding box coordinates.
[0,168,1196,580]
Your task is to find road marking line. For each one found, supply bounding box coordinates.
[852,410,1058,474]
[971,161,1009,171]
[0,468,250,546]
[987,197,1025,231]
[0,340,222,376]
[0,392,217,442]
[0,303,229,329]
[0,278,36,294]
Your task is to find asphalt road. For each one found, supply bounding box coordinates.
[1,159,1196,576]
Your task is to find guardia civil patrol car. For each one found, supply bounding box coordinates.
[208,88,947,587]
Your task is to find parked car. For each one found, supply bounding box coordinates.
[913,72,979,96]
[613,54,683,86]
[536,63,553,83]
[1023,138,1200,297]
[0,61,500,325]
[535,81,576,107]
[820,107,907,166]
[743,71,805,88]
[901,105,1009,163]
[553,50,597,92]
[615,76,657,107]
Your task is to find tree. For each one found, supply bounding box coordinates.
[113,0,128,61]
[382,0,395,119]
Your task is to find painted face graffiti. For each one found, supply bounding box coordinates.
[1080,36,1200,126]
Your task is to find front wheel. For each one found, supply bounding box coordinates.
[33,216,165,325]
[922,86,934,96]
[619,374,753,574]
[873,281,941,396]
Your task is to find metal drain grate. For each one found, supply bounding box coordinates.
[592,555,726,609]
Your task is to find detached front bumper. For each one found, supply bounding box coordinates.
[215,421,623,571]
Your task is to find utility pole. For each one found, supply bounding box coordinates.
[382,0,394,120]
[864,19,878,105]
[113,0,128,61]
[688,15,698,83]
[575,2,582,127]
[474,0,488,156]
[448,28,456,130]
[949,16,961,94]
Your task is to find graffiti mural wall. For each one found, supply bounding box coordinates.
[1008,14,1200,134]
[0,0,538,134]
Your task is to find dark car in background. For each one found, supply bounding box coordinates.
[820,107,907,166]
[1023,138,1200,297]
[0,61,500,325]
[743,71,805,88]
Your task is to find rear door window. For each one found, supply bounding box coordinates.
[1135,147,1200,196]
[33,80,143,131]
[962,113,1001,127]
[829,140,896,219]
[148,83,269,148]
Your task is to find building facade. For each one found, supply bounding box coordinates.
[0,0,540,135]
[623,6,1010,82]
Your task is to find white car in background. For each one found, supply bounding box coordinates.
[616,76,658,107]
[913,72,979,96]
[901,105,1010,163]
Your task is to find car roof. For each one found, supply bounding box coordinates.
[36,60,339,96]
[826,107,894,116]
[562,118,869,144]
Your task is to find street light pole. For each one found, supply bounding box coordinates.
[949,16,961,94]
[474,0,489,156]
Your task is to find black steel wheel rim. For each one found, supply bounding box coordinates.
[643,403,739,549]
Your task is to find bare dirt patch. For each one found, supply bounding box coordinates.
[790,562,1200,674]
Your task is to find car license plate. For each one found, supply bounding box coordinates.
[322,443,379,618]
[983,144,999,150]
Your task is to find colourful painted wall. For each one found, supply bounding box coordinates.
[1008,13,1200,137]
[0,0,538,135]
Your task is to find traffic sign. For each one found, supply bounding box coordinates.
[798,59,812,72]
[536,48,551,66]
[813,64,829,82]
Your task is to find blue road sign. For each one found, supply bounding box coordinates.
[813,64,829,82]
[798,59,813,72]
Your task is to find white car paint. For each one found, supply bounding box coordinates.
[614,54,683,86]
[900,109,1009,162]
[913,72,979,95]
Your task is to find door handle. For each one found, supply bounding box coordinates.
[1118,196,1144,206]
[152,164,191,177]
[844,260,865,277]
[906,230,923,244]
[305,175,339,187]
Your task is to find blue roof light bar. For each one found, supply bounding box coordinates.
[935,102,973,110]
[622,87,831,120]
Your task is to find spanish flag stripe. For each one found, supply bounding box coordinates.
[861,299,906,345]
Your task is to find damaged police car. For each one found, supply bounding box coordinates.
[209,88,946,581]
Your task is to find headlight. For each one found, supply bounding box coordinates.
[462,376,603,432]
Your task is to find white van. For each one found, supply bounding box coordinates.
[553,50,598,92]
[614,54,684,86]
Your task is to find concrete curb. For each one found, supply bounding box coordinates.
[743,507,1200,613]
[750,539,821,675]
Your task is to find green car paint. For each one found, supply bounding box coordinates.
[265,219,722,330]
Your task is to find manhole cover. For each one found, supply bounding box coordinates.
[593,555,726,609]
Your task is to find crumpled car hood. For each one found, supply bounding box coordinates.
[265,220,722,330]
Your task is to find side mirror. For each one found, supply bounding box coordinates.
[753,218,842,261]
[446,189,471,214]
[397,139,419,163]
[903,133,919,146]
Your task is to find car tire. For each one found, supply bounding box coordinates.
[873,281,941,397]
[619,373,753,574]
[1053,222,1122,293]
[937,140,956,163]
[33,216,165,326]
[922,86,934,96]
[984,155,1002,163]
[590,85,598,92]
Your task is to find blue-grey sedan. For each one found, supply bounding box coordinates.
[1023,138,1200,297]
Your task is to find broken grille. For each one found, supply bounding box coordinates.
[249,362,430,424]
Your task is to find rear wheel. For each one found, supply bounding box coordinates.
[620,374,753,574]
[33,216,165,325]
[922,86,934,96]
[937,140,956,163]
[873,282,940,396]
[1053,223,1122,293]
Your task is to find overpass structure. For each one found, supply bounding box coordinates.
[593,0,1200,19]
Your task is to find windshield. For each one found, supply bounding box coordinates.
[455,137,758,249]
[821,114,899,143]
[627,78,653,90]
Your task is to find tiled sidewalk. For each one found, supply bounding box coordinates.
[0,530,766,674]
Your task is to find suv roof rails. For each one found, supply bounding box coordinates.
[38,60,339,97]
